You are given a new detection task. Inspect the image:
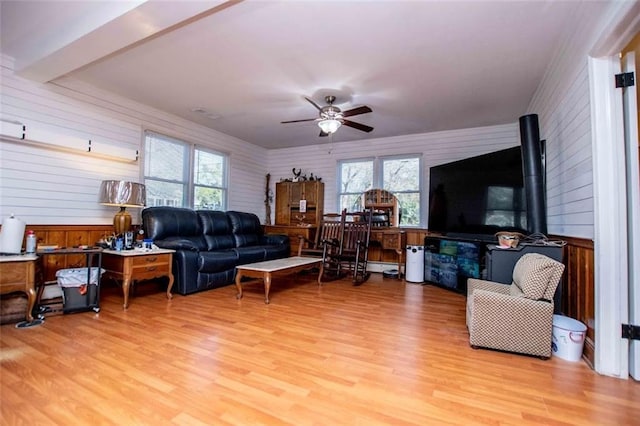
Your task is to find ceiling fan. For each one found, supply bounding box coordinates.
[281,95,373,137]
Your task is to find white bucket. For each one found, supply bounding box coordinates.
[552,314,587,361]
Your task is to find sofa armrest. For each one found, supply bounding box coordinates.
[467,278,510,298]
[471,289,553,316]
[155,238,200,251]
[260,234,289,246]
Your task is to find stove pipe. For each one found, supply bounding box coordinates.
[519,114,547,235]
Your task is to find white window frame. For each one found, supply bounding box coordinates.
[143,130,228,210]
[337,154,423,227]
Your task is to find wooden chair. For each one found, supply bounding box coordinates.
[320,209,373,285]
[298,210,346,257]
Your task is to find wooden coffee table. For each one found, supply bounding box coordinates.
[235,256,322,304]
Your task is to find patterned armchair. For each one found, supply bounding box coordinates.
[466,253,565,358]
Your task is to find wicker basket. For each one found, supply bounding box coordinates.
[495,232,525,248]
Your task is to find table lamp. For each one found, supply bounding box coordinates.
[98,180,146,235]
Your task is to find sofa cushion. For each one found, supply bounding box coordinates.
[512,253,564,300]
[143,206,200,238]
[227,211,262,247]
[142,207,206,248]
[197,210,236,250]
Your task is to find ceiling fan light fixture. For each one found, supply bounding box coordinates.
[318,118,342,134]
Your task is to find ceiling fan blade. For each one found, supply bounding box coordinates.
[319,130,329,137]
[281,118,317,124]
[342,119,374,133]
[305,97,323,111]
[342,105,372,117]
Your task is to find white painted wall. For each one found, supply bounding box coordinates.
[0,55,269,225]
[527,1,613,239]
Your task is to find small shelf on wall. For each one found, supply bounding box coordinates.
[0,118,139,164]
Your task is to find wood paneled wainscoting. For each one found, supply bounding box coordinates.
[20,225,113,282]
[553,235,595,368]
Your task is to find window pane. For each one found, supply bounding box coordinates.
[383,158,419,191]
[145,134,186,181]
[195,149,224,186]
[194,186,224,210]
[340,194,363,212]
[145,180,185,207]
[340,161,373,193]
[396,192,420,226]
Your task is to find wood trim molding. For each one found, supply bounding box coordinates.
[551,234,595,368]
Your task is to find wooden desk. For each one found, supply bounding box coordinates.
[370,228,407,277]
[0,255,38,322]
[102,249,175,309]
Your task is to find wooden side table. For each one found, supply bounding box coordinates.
[0,255,38,324]
[102,249,175,309]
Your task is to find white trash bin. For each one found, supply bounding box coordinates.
[552,314,587,361]
[405,245,424,283]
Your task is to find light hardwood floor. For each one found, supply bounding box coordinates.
[1,272,638,425]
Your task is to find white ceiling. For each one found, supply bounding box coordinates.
[0,1,609,149]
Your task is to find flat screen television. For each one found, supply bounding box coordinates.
[428,146,528,241]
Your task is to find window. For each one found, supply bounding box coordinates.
[144,131,227,210]
[338,155,422,226]
[193,148,226,210]
[382,157,421,226]
[338,159,374,212]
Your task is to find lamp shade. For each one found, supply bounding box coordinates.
[98,180,146,207]
[318,119,342,134]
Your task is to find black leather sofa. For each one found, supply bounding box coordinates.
[141,207,290,295]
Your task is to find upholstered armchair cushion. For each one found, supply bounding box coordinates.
[512,253,565,300]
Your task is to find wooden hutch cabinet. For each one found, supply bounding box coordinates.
[363,189,400,227]
[275,181,324,227]
[267,181,324,255]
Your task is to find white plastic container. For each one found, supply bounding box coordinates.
[25,230,37,253]
[552,314,587,361]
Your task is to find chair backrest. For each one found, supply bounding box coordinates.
[511,253,565,301]
[342,209,373,253]
[315,209,347,248]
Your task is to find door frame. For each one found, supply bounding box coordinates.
[588,2,640,378]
